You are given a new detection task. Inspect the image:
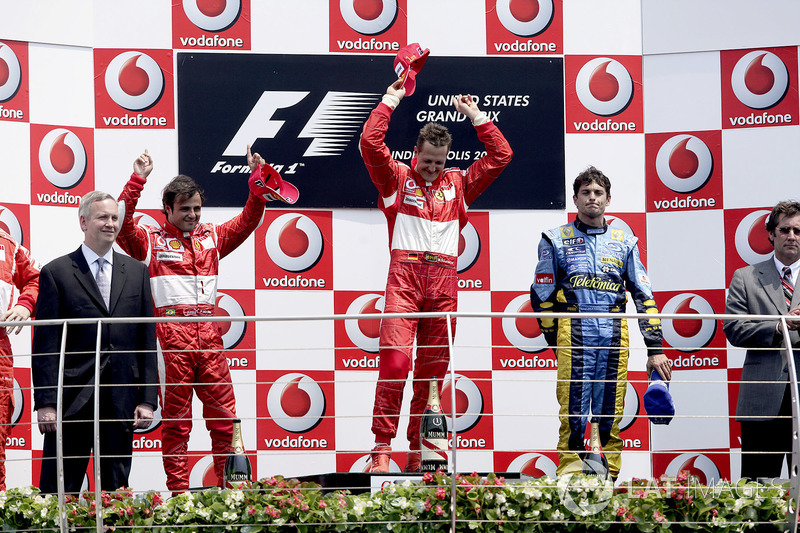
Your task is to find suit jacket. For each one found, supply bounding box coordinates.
[32,247,157,420]
[724,259,800,421]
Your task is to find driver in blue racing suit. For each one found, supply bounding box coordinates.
[530,166,671,480]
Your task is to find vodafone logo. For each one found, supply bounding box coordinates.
[37,129,87,189]
[183,0,241,31]
[11,378,23,427]
[664,453,720,485]
[104,52,164,111]
[133,212,161,229]
[0,205,23,244]
[344,294,384,353]
[618,382,640,432]
[0,41,21,102]
[189,454,219,488]
[575,58,633,116]
[731,51,789,110]
[339,0,398,35]
[734,210,773,265]
[441,374,483,432]
[495,0,553,37]
[216,292,246,349]
[661,293,716,352]
[655,135,713,194]
[502,294,548,353]
[266,373,326,433]
[605,215,634,236]
[507,452,557,478]
[264,214,324,272]
[457,222,480,273]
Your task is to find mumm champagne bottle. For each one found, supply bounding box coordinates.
[420,379,448,472]
[224,418,252,487]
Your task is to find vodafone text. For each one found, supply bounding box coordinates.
[37,192,81,205]
[342,355,380,369]
[493,41,557,53]
[499,356,556,369]
[335,38,399,52]
[179,35,244,48]
[262,276,326,288]
[102,114,167,127]
[573,119,636,132]
[449,435,487,449]
[670,354,720,369]
[264,435,329,449]
[5,436,25,447]
[652,196,716,210]
[133,436,161,450]
[458,279,482,289]
[729,112,793,127]
[226,357,249,368]
[0,106,24,120]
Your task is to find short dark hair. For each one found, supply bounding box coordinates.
[161,175,205,215]
[766,200,800,233]
[416,122,452,151]
[573,166,611,197]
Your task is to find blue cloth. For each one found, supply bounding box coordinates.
[644,369,674,425]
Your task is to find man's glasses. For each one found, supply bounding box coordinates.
[777,226,800,236]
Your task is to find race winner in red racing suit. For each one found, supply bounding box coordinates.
[0,230,39,490]
[117,148,271,492]
[360,79,512,472]
[530,168,669,479]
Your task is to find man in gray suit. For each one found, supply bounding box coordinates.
[724,200,800,481]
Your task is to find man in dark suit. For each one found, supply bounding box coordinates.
[724,200,800,481]
[32,191,158,494]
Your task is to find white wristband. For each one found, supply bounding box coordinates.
[382,94,400,110]
[471,112,489,126]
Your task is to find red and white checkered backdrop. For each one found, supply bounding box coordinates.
[1,0,799,491]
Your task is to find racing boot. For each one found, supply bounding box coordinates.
[368,444,391,473]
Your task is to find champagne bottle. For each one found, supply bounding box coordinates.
[582,420,609,479]
[224,419,252,487]
[420,379,448,472]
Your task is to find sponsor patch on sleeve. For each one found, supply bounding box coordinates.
[536,273,554,284]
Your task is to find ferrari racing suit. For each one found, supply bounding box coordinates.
[117,173,266,492]
[0,230,39,490]
[360,101,512,446]
[530,218,663,478]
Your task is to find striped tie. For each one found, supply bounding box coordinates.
[783,266,794,308]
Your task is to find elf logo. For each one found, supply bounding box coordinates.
[506,452,557,478]
[575,58,633,116]
[37,128,87,189]
[734,210,773,266]
[222,91,381,159]
[103,51,164,111]
[441,374,483,432]
[495,0,553,37]
[264,214,324,272]
[339,0,398,35]
[0,41,21,102]
[655,135,713,194]
[344,294,384,354]
[0,205,23,245]
[661,293,716,352]
[502,294,548,353]
[457,222,480,273]
[731,50,789,110]
[266,373,326,433]
[183,0,242,31]
[665,453,720,485]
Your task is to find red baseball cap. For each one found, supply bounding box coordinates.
[393,43,430,96]
[257,164,300,204]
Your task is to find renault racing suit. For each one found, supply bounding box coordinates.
[0,231,39,490]
[117,173,266,492]
[360,101,512,447]
[530,218,663,478]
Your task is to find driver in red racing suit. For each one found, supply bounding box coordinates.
[117,147,273,493]
[360,78,512,472]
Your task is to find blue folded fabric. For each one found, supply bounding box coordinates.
[643,369,674,425]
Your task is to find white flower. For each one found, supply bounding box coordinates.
[401,479,412,488]
[507,508,516,517]
[552,510,565,521]
[496,494,506,504]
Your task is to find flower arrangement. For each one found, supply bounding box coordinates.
[0,471,789,532]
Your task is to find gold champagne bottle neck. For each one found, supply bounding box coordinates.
[232,419,244,454]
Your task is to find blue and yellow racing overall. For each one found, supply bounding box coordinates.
[530,217,663,478]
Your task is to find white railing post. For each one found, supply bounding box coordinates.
[780,316,799,533]
[93,320,103,533]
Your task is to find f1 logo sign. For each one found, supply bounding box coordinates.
[223,91,381,157]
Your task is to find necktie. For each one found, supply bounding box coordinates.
[95,258,111,309]
[783,266,794,308]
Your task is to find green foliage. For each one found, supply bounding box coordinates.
[0,472,791,532]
